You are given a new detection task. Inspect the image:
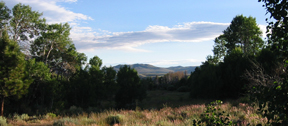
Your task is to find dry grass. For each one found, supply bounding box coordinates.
[6,90,268,125]
[7,103,267,126]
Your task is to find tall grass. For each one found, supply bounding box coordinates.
[6,91,268,125]
[7,102,267,125]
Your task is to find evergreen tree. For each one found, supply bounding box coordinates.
[0,31,32,116]
[115,65,146,109]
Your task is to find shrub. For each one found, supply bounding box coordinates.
[0,116,7,126]
[199,100,236,125]
[21,113,29,121]
[105,114,123,125]
[46,113,57,119]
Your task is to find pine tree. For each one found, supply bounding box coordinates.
[0,31,32,116]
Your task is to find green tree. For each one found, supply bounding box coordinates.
[0,1,11,36]
[247,0,288,125]
[115,65,146,109]
[0,31,32,116]
[259,0,288,59]
[31,23,77,80]
[10,3,45,53]
[212,35,227,63]
[86,56,104,106]
[222,15,264,56]
[102,66,117,99]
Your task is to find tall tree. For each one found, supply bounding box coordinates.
[222,15,264,56]
[10,3,45,53]
[0,31,32,116]
[30,23,77,79]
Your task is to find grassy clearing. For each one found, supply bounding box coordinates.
[6,90,267,126]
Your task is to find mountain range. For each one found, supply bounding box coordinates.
[113,64,198,78]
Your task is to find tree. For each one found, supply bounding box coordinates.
[222,15,264,56]
[0,1,11,36]
[246,0,288,125]
[102,66,117,99]
[212,35,227,63]
[259,0,288,60]
[10,3,45,53]
[115,65,146,109]
[0,31,32,116]
[30,23,77,80]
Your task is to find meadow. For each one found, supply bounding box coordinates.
[4,90,267,126]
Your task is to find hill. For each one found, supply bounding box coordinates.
[113,64,197,77]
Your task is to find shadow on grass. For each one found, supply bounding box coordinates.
[139,90,218,110]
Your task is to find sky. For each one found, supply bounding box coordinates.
[3,0,268,67]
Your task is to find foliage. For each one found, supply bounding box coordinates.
[0,116,7,126]
[258,0,288,59]
[115,65,146,109]
[223,15,264,55]
[0,1,10,31]
[105,114,123,125]
[246,0,288,125]
[46,113,57,119]
[198,100,236,126]
[0,31,33,116]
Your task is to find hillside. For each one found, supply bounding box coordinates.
[113,64,197,77]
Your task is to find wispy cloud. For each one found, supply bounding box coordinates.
[4,0,93,24]
[3,0,267,53]
[74,22,230,52]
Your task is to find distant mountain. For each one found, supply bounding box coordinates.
[113,64,198,78]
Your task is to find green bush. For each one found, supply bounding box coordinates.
[105,114,123,125]
[21,113,29,121]
[0,116,7,126]
[46,113,57,119]
[199,100,236,125]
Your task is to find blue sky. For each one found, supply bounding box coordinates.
[4,0,268,67]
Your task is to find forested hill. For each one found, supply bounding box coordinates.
[113,64,197,77]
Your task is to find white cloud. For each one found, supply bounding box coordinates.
[258,24,268,37]
[73,22,230,52]
[3,0,92,24]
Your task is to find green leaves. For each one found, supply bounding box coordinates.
[10,3,45,42]
[218,15,264,57]
[0,2,11,30]
[197,100,235,126]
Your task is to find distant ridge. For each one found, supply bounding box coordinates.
[113,64,197,78]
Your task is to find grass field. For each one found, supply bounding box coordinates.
[4,90,267,126]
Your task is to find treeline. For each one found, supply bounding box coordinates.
[0,2,146,116]
[143,15,279,100]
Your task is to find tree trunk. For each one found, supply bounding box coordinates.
[1,96,4,117]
